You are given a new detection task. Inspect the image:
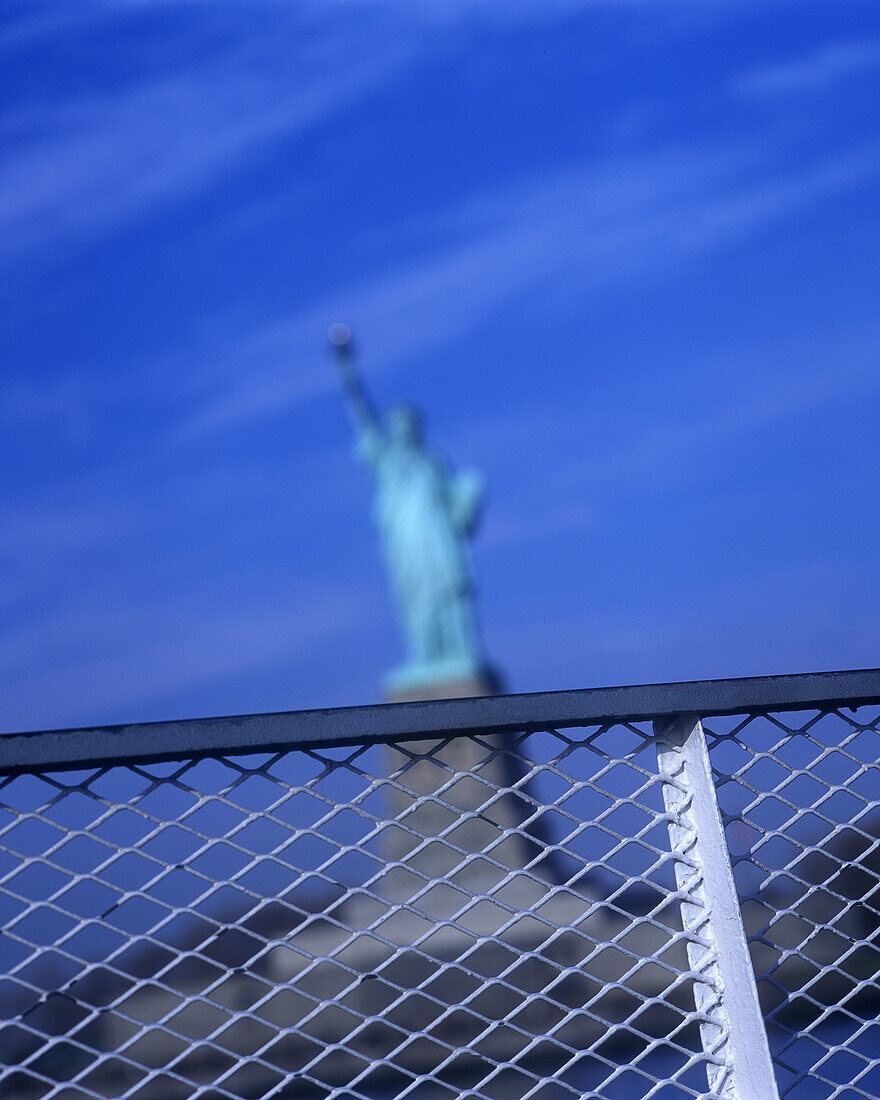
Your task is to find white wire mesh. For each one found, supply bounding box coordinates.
[1,704,878,1099]
[705,707,880,1100]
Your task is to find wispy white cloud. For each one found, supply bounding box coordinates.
[300,0,749,22]
[0,9,415,263]
[179,150,741,436]
[7,0,697,268]
[445,321,880,556]
[0,0,784,277]
[0,432,356,613]
[179,138,880,437]
[501,555,876,690]
[569,326,880,495]
[0,4,88,53]
[0,581,373,733]
[0,501,144,565]
[733,37,880,97]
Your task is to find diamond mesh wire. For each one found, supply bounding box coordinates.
[704,707,880,1100]
[1,704,877,1099]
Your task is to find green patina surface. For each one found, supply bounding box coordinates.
[331,327,486,691]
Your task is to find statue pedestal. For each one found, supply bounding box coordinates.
[379,669,557,897]
[384,665,500,703]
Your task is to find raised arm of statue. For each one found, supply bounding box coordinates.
[329,324,384,460]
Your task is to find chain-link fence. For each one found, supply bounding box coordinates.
[1,671,879,1099]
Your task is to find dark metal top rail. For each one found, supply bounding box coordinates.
[5,664,880,778]
[2,668,879,777]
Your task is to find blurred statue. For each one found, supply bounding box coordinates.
[329,324,486,691]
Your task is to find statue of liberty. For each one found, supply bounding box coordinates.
[329,323,488,693]
[329,323,559,886]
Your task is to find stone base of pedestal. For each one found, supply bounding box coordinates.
[102,890,685,1099]
[256,890,685,1093]
[377,669,559,894]
[385,667,502,704]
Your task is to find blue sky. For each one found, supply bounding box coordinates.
[2,0,879,733]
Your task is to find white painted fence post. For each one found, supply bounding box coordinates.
[654,714,779,1100]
